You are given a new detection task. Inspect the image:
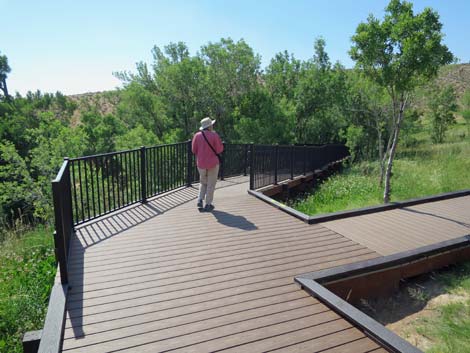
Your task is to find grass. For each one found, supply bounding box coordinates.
[0,226,56,353]
[292,122,470,215]
[415,262,470,353]
[356,262,470,353]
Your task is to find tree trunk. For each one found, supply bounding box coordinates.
[0,78,9,101]
[379,98,398,187]
[376,118,385,184]
[383,97,406,203]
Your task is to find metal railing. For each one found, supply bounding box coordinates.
[45,139,347,353]
[65,141,249,227]
[52,140,347,284]
[249,144,349,190]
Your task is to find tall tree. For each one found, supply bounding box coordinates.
[350,0,453,202]
[199,38,261,141]
[265,51,301,101]
[0,51,11,100]
[427,85,457,143]
[294,39,348,144]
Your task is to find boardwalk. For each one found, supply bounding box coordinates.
[62,176,469,352]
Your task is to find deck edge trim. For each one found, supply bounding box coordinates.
[295,235,470,353]
[248,189,470,224]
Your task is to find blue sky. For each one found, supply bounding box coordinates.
[2,0,469,95]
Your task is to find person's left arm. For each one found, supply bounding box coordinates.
[191,134,198,155]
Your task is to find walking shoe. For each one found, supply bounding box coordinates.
[197,200,203,209]
[204,204,215,212]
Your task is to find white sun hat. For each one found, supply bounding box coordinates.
[199,117,216,130]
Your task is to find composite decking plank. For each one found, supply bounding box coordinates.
[66,248,375,310]
[63,296,320,350]
[314,336,383,353]
[67,232,340,279]
[70,238,352,286]
[64,305,337,352]
[65,281,300,328]
[63,287,308,339]
[376,208,465,241]
[69,238,356,289]
[68,234,347,280]
[68,223,331,266]
[69,225,333,266]
[166,316,349,353]
[72,205,302,251]
[220,326,364,353]
[95,310,343,353]
[68,253,376,318]
[323,195,470,255]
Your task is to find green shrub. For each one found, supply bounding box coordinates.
[0,226,55,353]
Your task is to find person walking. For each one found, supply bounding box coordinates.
[192,117,224,212]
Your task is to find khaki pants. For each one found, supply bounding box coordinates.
[197,165,219,205]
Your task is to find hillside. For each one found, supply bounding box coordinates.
[435,63,470,99]
[67,90,121,125]
[66,64,470,116]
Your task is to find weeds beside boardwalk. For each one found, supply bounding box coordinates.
[416,262,470,353]
[357,262,470,353]
[292,124,470,216]
[0,226,55,353]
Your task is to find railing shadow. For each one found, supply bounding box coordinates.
[66,176,248,339]
[401,207,470,229]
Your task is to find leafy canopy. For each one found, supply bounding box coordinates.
[350,0,453,94]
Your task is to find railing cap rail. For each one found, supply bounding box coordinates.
[52,158,69,183]
[69,148,141,161]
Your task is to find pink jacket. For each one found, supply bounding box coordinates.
[192,130,224,169]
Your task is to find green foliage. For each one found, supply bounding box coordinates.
[461,90,470,134]
[0,226,55,353]
[116,82,167,136]
[350,0,453,93]
[0,142,39,224]
[344,70,391,160]
[350,0,454,202]
[265,51,301,101]
[427,85,458,143]
[80,112,125,155]
[115,124,161,150]
[233,87,295,144]
[293,126,470,215]
[340,125,366,162]
[400,109,421,147]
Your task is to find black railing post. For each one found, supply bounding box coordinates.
[274,145,279,185]
[140,146,147,203]
[290,145,294,180]
[51,160,71,285]
[186,140,193,186]
[249,144,255,190]
[243,144,248,176]
[63,158,73,253]
[303,145,307,175]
